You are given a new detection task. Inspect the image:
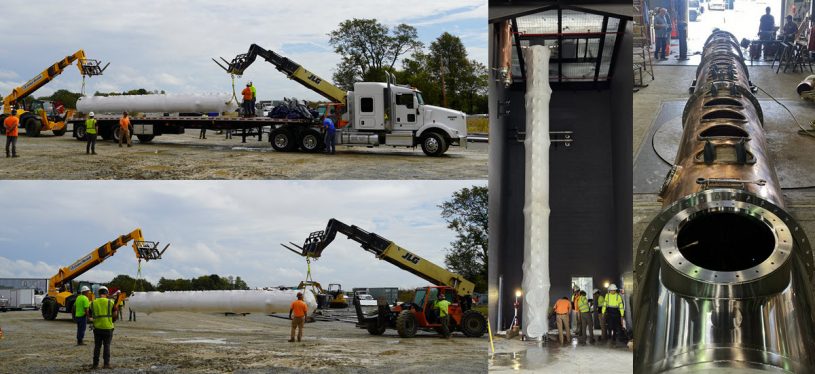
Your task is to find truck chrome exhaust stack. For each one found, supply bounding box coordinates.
[634,30,815,373]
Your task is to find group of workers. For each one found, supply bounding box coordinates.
[2,110,133,157]
[241,82,258,117]
[73,285,120,369]
[551,284,627,346]
[759,7,801,42]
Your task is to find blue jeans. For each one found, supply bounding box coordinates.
[325,131,336,153]
[655,37,668,59]
[76,315,87,343]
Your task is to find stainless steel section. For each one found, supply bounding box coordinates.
[634,30,815,373]
[340,132,379,145]
[385,131,414,146]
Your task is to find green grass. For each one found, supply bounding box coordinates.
[467,116,489,134]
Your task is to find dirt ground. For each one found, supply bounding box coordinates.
[0,131,487,180]
[0,310,487,373]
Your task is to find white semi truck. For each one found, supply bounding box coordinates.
[72,45,467,156]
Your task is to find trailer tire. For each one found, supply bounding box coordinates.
[136,135,155,143]
[460,310,487,337]
[396,310,418,338]
[113,126,132,143]
[41,298,58,320]
[366,321,387,335]
[75,124,87,140]
[299,130,324,152]
[271,128,296,152]
[420,132,447,157]
[24,117,42,137]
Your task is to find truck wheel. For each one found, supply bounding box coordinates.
[41,298,58,320]
[271,128,296,152]
[75,125,87,140]
[460,310,487,337]
[366,321,387,335]
[299,130,324,153]
[396,310,417,338]
[420,132,447,157]
[136,135,155,143]
[24,117,42,137]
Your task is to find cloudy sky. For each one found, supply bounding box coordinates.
[0,180,484,290]
[0,1,486,102]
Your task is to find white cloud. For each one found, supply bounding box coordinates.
[0,1,486,102]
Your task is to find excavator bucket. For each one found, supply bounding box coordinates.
[134,240,169,261]
[78,58,109,76]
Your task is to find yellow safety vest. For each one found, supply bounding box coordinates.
[577,295,590,313]
[435,299,451,317]
[594,295,604,312]
[602,293,625,317]
[85,119,97,135]
[91,298,115,330]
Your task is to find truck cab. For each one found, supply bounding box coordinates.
[344,82,467,156]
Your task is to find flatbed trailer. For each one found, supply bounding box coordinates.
[68,108,467,155]
[68,114,328,150]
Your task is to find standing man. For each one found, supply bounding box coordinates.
[552,296,572,344]
[288,292,308,342]
[593,289,606,341]
[85,112,97,155]
[654,8,671,61]
[249,82,257,117]
[758,7,776,40]
[434,293,451,339]
[322,115,336,154]
[4,109,19,158]
[602,284,626,346]
[74,286,92,346]
[128,299,136,322]
[577,290,594,343]
[571,287,581,336]
[119,112,132,148]
[241,84,253,118]
[88,286,118,370]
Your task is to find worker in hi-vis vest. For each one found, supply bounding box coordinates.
[4,109,19,157]
[74,286,92,346]
[289,292,308,342]
[577,290,594,343]
[602,284,626,345]
[434,293,452,339]
[553,296,572,344]
[89,286,118,369]
[593,288,607,341]
[85,112,98,155]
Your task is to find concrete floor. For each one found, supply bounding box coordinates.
[633,62,815,276]
[489,330,633,373]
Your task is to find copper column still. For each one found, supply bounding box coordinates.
[634,30,815,373]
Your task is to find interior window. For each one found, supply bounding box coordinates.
[361,97,374,113]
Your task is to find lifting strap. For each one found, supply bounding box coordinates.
[227,74,239,107]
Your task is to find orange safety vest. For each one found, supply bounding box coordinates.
[4,116,19,137]
[554,299,571,314]
[119,117,130,130]
[242,87,253,101]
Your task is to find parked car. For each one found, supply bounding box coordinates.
[689,0,705,21]
[708,0,725,11]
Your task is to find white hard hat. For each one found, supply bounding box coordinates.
[608,284,618,291]
[98,286,108,293]
[88,112,95,117]
[593,288,599,294]
[80,286,90,293]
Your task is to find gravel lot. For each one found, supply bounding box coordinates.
[0,310,488,373]
[0,131,488,180]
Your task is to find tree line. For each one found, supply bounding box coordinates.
[329,19,488,114]
[101,274,250,295]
